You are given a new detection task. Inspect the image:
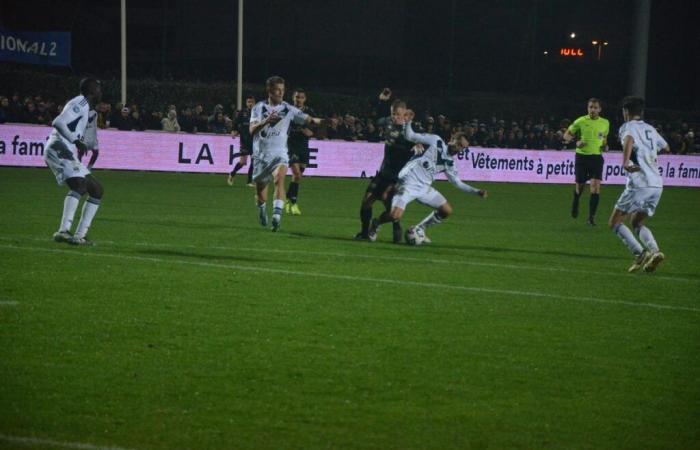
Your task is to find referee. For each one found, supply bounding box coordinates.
[563,98,609,226]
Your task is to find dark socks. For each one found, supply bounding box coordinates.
[287,182,299,204]
[571,190,581,217]
[230,161,245,176]
[360,207,372,235]
[589,193,600,219]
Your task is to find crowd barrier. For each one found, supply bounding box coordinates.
[1,123,699,187]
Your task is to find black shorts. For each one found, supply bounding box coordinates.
[365,174,397,199]
[575,153,604,184]
[288,144,310,165]
[239,145,252,156]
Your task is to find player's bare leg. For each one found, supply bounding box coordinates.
[587,179,602,225]
[630,211,664,272]
[609,209,649,272]
[271,165,287,231]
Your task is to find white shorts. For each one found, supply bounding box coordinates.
[44,138,90,186]
[252,152,288,184]
[614,187,662,217]
[392,182,447,210]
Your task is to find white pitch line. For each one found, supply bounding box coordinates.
[4,236,698,283]
[0,434,135,450]
[0,301,19,306]
[135,240,698,284]
[2,243,698,313]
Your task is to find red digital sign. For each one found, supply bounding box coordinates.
[560,48,584,57]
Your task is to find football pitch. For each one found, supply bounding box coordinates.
[1,167,699,450]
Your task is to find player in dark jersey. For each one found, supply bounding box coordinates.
[227,95,256,186]
[285,89,316,215]
[355,97,419,243]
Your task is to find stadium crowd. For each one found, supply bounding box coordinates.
[1,90,697,154]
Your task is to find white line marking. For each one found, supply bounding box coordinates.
[4,236,697,283]
[0,434,135,450]
[0,301,19,306]
[136,241,699,284]
[2,243,698,313]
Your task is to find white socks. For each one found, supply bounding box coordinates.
[59,191,81,232]
[418,211,443,229]
[75,197,101,238]
[272,199,284,222]
[613,223,643,256]
[636,226,659,253]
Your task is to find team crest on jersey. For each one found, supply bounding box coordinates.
[598,132,604,139]
[72,106,80,113]
[389,130,400,139]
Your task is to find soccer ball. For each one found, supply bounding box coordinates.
[405,226,426,246]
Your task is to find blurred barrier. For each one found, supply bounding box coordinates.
[2,123,699,187]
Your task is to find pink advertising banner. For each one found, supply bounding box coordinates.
[1,123,699,187]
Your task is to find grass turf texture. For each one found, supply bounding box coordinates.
[1,167,699,450]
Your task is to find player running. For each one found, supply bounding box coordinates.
[227,95,255,186]
[608,96,669,273]
[369,120,487,243]
[355,97,417,243]
[563,98,609,225]
[249,76,324,231]
[285,88,316,215]
[44,78,104,246]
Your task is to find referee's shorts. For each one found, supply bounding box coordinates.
[575,153,604,184]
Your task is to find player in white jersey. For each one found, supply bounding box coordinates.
[44,78,104,246]
[249,76,324,231]
[369,119,487,243]
[608,96,669,273]
[77,110,99,169]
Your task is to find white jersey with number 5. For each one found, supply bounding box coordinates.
[618,120,667,189]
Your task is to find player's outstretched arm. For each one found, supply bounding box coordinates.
[402,122,436,146]
[305,116,324,126]
[445,169,486,197]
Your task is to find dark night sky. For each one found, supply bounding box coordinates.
[1,0,698,109]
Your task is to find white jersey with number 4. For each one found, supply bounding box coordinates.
[618,120,667,189]
[49,95,90,151]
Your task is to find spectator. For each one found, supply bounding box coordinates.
[0,96,9,123]
[146,110,163,130]
[114,107,134,131]
[179,106,195,133]
[96,102,111,129]
[24,101,39,124]
[209,111,227,134]
[364,120,380,142]
[35,101,51,125]
[193,104,208,133]
[161,109,181,132]
[131,108,145,131]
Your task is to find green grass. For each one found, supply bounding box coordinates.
[1,167,699,450]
